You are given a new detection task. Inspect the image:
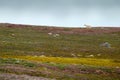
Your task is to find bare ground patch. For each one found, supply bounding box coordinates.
[0,73,55,80]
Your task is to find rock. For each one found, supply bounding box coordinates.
[100,42,111,48]
[48,32,52,35]
[53,34,60,37]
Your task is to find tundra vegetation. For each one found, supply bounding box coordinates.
[0,23,120,80]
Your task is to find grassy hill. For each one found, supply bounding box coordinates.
[0,23,120,80]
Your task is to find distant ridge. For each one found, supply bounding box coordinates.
[0,23,120,28]
[0,23,120,35]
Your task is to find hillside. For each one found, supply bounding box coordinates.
[0,23,120,80]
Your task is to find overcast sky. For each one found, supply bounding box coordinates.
[0,0,120,27]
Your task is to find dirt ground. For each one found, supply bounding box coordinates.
[0,73,55,80]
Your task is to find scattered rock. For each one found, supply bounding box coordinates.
[53,34,60,37]
[95,70,104,74]
[77,54,82,57]
[40,55,46,57]
[100,42,111,48]
[11,34,15,36]
[71,54,76,57]
[86,54,94,57]
[97,54,101,56]
[48,32,53,35]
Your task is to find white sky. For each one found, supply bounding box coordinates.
[0,0,120,27]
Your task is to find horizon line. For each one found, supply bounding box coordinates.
[0,22,120,28]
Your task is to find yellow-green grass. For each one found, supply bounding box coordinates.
[0,26,120,59]
[1,55,120,68]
